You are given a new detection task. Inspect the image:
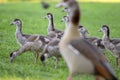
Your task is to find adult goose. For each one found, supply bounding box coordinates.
[99,25,120,67]
[58,0,117,80]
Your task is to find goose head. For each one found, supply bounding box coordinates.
[78,25,89,37]
[62,7,71,13]
[44,13,53,20]
[10,18,22,26]
[61,16,69,23]
[99,25,110,38]
[61,16,69,28]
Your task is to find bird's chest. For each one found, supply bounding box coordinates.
[59,44,94,74]
[16,34,27,46]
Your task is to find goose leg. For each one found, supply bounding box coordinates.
[34,52,39,64]
[55,57,59,69]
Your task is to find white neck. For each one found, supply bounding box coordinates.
[16,25,22,34]
[80,31,89,38]
[15,24,22,37]
[102,31,110,41]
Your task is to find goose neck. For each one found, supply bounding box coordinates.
[102,31,110,41]
[16,24,22,35]
[48,18,55,31]
[80,32,87,39]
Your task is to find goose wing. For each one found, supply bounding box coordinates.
[110,39,120,45]
[69,39,117,79]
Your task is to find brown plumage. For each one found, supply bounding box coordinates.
[58,0,117,80]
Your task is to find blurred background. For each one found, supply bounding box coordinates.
[0,0,120,3]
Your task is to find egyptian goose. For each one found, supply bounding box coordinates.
[99,25,120,67]
[10,19,51,63]
[58,0,117,80]
[10,19,49,63]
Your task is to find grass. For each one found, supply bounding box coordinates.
[0,2,120,80]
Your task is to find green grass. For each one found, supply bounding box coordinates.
[0,2,120,80]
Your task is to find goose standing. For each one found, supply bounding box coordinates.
[58,0,117,80]
[99,25,120,67]
[10,18,51,63]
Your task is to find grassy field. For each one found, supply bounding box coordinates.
[0,2,120,80]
